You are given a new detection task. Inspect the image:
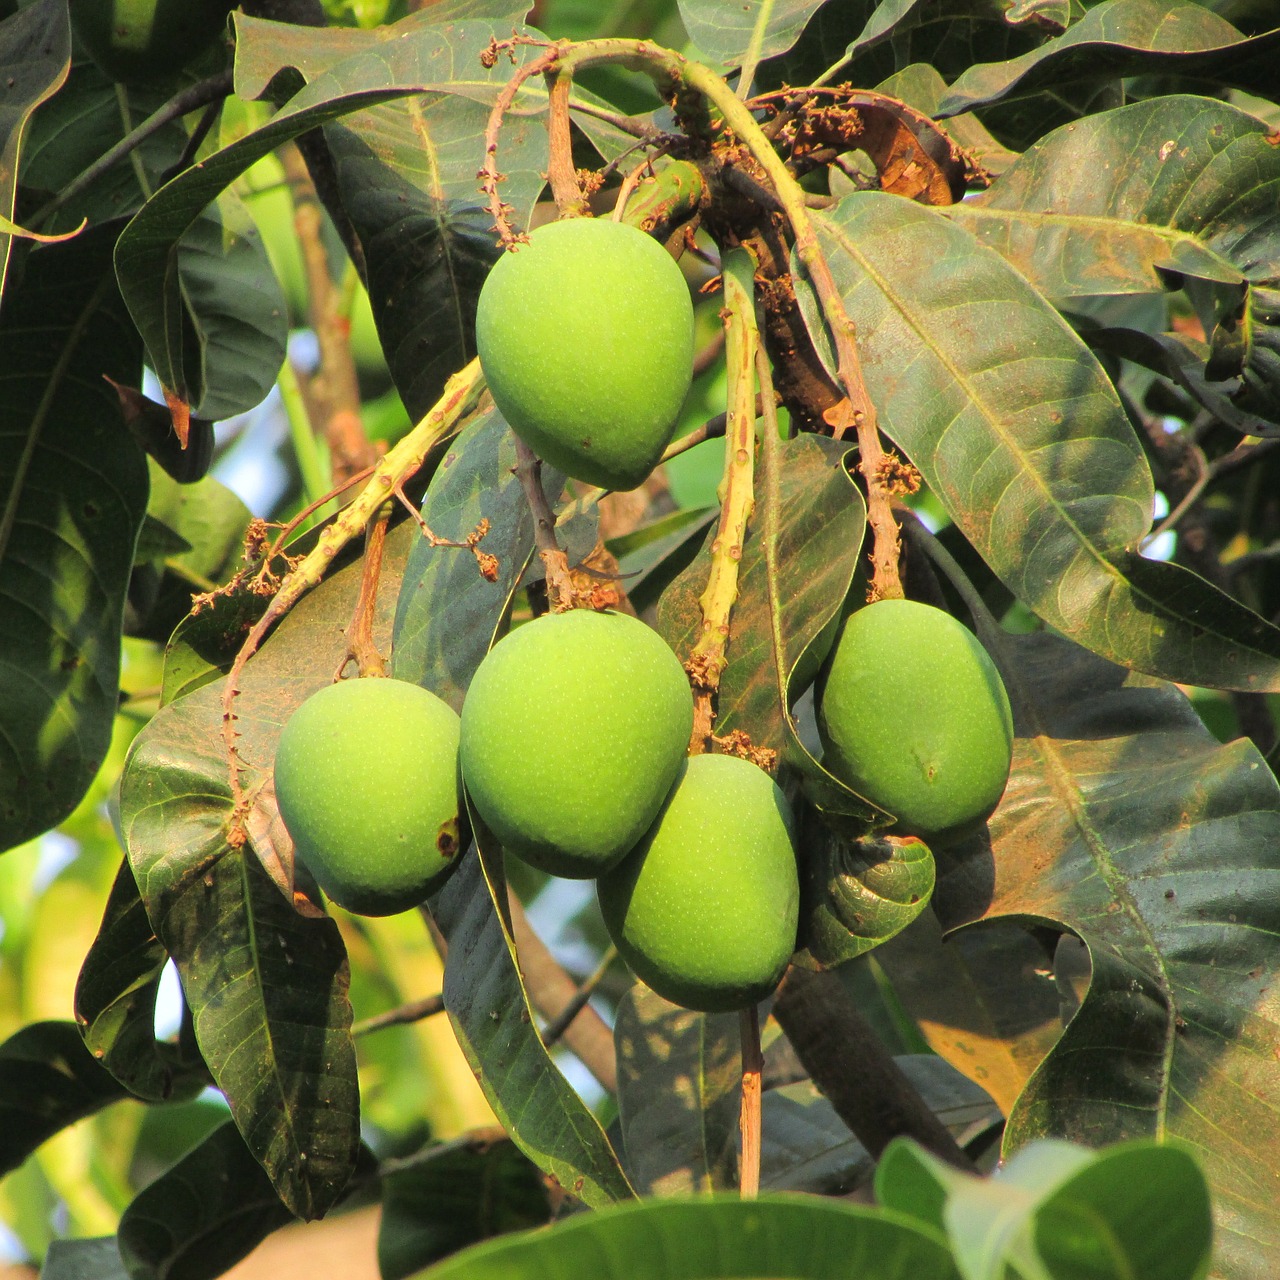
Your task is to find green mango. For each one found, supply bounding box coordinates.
[475,218,694,491]
[459,609,692,878]
[817,598,1013,839]
[597,753,799,1013]
[273,677,463,916]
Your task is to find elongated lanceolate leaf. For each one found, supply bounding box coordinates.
[115,16,548,414]
[0,227,148,853]
[0,1021,128,1177]
[0,0,69,297]
[432,821,634,1208]
[939,0,1280,116]
[803,191,1280,691]
[411,1196,959,1280]
[678,0,829,73]
[946,631,1280,1275]
[117,1122,297,1280]
[115,525,426,1217]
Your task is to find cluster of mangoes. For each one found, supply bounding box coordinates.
[274,611,801,1014]
[273,215,1016,1015]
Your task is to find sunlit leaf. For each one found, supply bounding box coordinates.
[802,191,1280,691]
[409,1195,959,1280]
[678,0,829,72]
[947,631,1280,1273]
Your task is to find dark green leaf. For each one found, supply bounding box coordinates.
[950,631,1280,1272]
[0,226,148,853]
[431,816,634,1209]
[0,1021,128,1177]
[804,191,1280,691]
[378,1136,550,1280]
[116,1121,296,1280]
[939,0,1280,117]
[612,986,741,1195]
[392,409,572,709]
[75,860,208,1104]
[407,1196,959,1280]
[116,15,548,412]
[678,0,829,71]
[0,0,69,295]
[878,1136,1213,1280]
[40,1237,130,1280]
[115,524,424,1217]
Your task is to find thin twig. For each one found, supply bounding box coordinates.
[335,501,392,679]
[541,946,618,1048]
[546,68,589,217]
[29,71,234,229]
[513,437,577,610]
[352,992,445,1036]
[1142,445,1209,549]
[738,1004,763,1198]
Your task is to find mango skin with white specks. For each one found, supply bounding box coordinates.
[816,599,1013,839]
[273,678,463,916]
[597,753,799,1013]
[475,218,694,491]
[459,610,693,878]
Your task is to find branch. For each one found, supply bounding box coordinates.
[506,888,617,1093]
[773,964,974,1171]
[541,945,617,1047]
[352,992,445,1036]
[29,71,234,230]
[219,359,486,836]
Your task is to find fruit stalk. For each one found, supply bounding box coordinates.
[512,438,576,611]
[523,37,905,598]
[687,248,759,749]
[220,357,486,832]
[738,1004,763,1198]
[545,68,590,218]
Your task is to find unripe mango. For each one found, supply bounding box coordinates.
[71,0,235,86]
[459,609,693,878]
[597,753,799,1013]
[816,599,1013,839]
[475,218,694,491]
[273,678,463,916]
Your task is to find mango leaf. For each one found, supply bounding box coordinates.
[378,1136,550,1280]
[40,1238,130,1280]
[431,820,634,1208]
[802,191,1280,691]
[0,0,69,297]
[678,0,829,72]
[115,15,549,415]
[947,97,1280,421]
[0,1021,129,1178]
[114,524,425,1218]
[944,631,1280,1274]
[939,0,1280,117]
[878,1137,1213,1280]
[116,1121,297,1280]
[233,13,550,416]
[612,986,741,1195]
[0,226,148,854]
[75,860,209,1104]
[408,1196,959,1280]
